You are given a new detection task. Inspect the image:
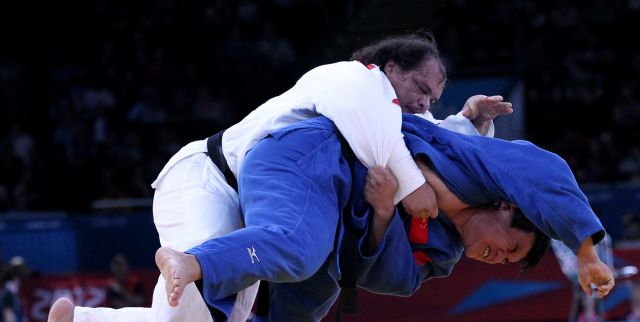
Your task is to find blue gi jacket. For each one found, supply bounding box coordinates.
[400,113,604,252]
[190,116,604,321]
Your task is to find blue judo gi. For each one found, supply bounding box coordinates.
[187,115,605,322]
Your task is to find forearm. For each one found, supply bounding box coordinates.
[364,209,394,256]
[386,142,426,203]
[576,236,615,297]
[577,237,602,265]
[357,213,422,296]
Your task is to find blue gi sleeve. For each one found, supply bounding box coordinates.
[355,209,422,296]
[401,114,605,254]
[463,140,605,253]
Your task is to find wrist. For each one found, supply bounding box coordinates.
[373,205,394,218]
[472,119,491,136]
[577,238,599,263]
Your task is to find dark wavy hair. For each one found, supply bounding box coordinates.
[511,207,551,271]
[350,31,446,79]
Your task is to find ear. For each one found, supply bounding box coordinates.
[500,202,515,212]
[385,60,409,82]
[384,60,397,73]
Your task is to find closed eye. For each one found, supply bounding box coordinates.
[418,84,430,95]
[503,243,520,264]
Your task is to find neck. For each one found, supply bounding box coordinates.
[446,208,475,237]
[415,158,472,222]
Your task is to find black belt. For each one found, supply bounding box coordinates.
[205,130,270,318]
[197,130,238,322]
[206,130,238,192]
[335,131,358,321]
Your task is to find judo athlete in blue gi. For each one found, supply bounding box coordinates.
[155,114,614,322]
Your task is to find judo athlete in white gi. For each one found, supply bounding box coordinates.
[154,115,614,322]
[47,33,511,322]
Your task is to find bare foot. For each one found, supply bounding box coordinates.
[48,297,74,322]
[155,247,202,307]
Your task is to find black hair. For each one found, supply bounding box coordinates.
[350,31,446,79]
[510,207,551,271]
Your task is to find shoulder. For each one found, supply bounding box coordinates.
[304,61,381,83]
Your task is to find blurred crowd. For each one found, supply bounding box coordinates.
[0,0,639,212]
[428,0,640,184]
[0,0,355,211]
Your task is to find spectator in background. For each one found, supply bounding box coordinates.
[619,210,640,321]
[629,282,640,321]
[7,125,34,167]
[621,211,640,242]
[1,0,638,212]
[0,256,30,322]
[618,147,640,183]
[0,183,9,212]
[106,254,144,309]
[257,22,296,70]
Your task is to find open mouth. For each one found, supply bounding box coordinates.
[481,246,491,260]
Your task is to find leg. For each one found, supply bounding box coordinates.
[185,127,351,321]
[152,145,244,252]
[150,149,249,321]
[48,297,151,322]
[65,141,250,322]
[154,247,260,317]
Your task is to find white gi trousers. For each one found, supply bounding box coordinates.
[73,139,259,322]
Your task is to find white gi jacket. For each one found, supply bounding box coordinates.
[222,61,490,203]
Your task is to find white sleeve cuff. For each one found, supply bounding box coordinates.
[438,112,495,137]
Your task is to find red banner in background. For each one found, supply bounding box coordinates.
[18,249,640,322]
[20,269,158,322]
[323,249,640,322]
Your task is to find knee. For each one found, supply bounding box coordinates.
[272,230,333,283]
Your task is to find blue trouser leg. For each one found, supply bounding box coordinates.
[255,261,341,322]
[186,126,351,318]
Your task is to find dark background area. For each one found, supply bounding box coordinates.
[0,0,639,212]
[1,1,640,321]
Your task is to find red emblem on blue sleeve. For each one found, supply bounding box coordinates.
[409,217,429,244]
[409,217,432,264]
[413,250,432,265]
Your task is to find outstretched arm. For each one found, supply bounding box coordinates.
[434,94,513,137]
[461,95,513,136]
[577,237,615,297]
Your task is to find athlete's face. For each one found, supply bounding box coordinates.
[385,58,445,114]
[460,203,535,265]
